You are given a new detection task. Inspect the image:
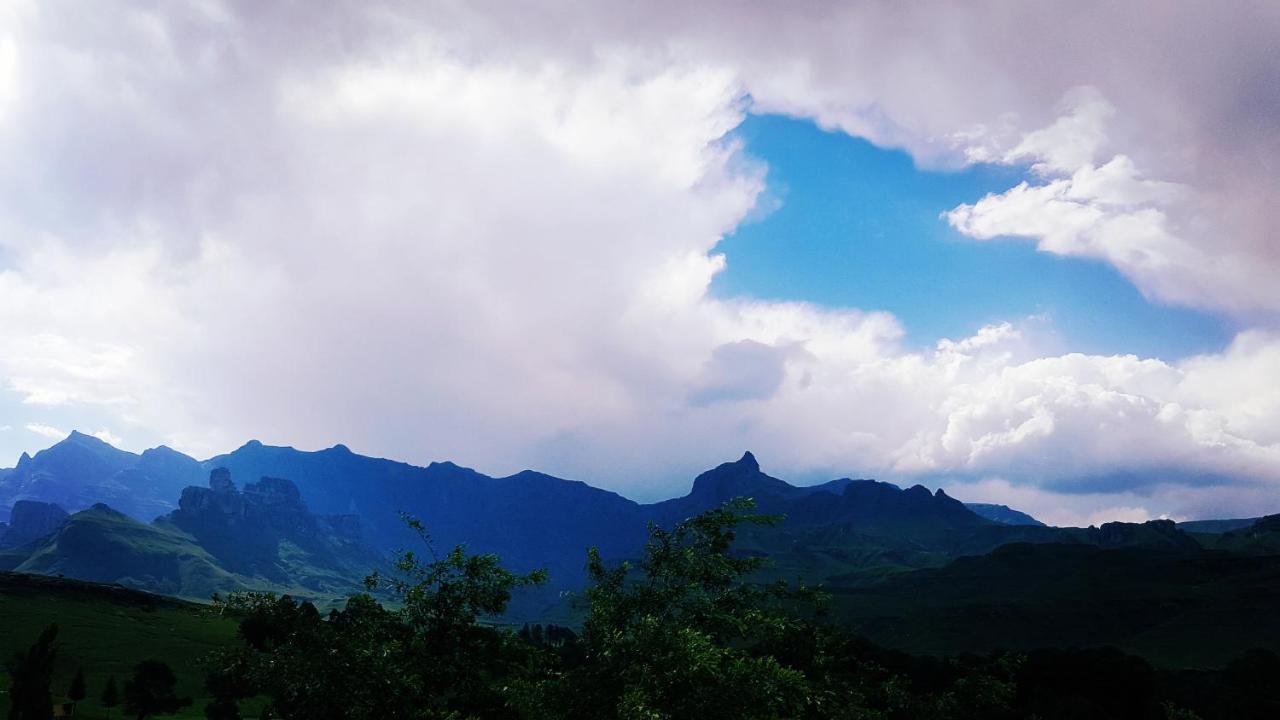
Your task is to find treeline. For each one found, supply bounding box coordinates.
[198,502,1280,720]
[11,501,1280,719]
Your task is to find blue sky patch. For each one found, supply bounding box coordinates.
[712,114,1234,359]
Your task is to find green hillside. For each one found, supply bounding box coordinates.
[8,505,240,599]
[0,572,243,719]
[822,543,1280,669]
[2,494,379,604]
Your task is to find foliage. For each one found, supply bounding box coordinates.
[124,660,191,719]
[203,513,546,720]
[542,498,824,719]
[101,675,120,718]
[66,667,85,704]
[5,624,58,720]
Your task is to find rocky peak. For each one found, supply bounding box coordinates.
[209,467,236,494]
[242,477,316,538]
[1095,519,1200,551]
[1,500,69,546]
[244,476,305,509]
[174,469,246,525]
[687,451,791,505]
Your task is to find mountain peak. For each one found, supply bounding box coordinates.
[64,430,107,446]
[685,452,793,507]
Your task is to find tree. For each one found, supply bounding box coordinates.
[66,667,86,707]
[101,676,120,720]
[5,623,59,720]
[543,499,834,720]
[123,661,190,720]
[203,513,547,720]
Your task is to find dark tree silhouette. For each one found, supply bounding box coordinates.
[101,675,120,720]
[123,661,190,720]
[5,623,59,720]
[66,667,86,707]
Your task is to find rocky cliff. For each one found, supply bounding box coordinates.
[0,500,70,547]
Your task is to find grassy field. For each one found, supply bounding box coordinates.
[0,572,246,719]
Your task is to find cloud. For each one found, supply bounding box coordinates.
[25,423,66,440]
[689,340,794,406]
[0,1,1276,522]
[945,93,1277,312]
[90,428,123,446]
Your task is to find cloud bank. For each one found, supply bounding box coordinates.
[0,1,1278,522]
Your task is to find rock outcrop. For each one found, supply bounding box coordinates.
[162,468,373,582]
[0,500,70,547]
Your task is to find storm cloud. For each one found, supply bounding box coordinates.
[0,0,1277,524]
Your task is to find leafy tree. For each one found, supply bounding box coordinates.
[540,499,837,720]
[101,676,120,720]
[123,660,191,719]
[204,513,546,720]
[5,623,58,720]
[66,667,86,707]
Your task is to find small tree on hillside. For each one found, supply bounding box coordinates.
[123,661,190,720]
[5,623,59,720]
[101,675,120,719]
[67,667,86,708]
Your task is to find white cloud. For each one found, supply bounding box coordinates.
[945,93,1277,312]
[89,428,123,446]
[24,423,66,440]
[0,1,1276,523]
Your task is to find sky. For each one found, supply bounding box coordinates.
[1,1,1278,526]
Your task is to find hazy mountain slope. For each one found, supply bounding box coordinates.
[0,432,202,522]
[202,442,648,592]
[965,502,1046,526]
[1178,517,1259,534]
[2,469,383,601]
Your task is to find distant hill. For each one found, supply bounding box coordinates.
[965,502,1046,526]
[0,469,382,600]
[825,532,1280,668]
[1178,517,1259,534]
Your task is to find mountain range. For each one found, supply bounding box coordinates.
[6,431,1280,664]
[0,434,1038,595]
